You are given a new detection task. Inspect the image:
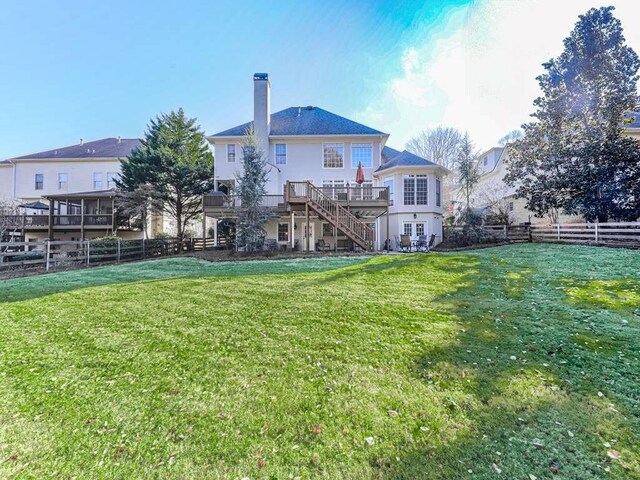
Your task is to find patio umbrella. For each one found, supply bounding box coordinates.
[355,161,365,185]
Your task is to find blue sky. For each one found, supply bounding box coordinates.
[1,0,639,159]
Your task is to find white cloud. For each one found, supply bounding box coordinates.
[362,0,640,152]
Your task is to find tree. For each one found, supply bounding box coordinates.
[456,132,480,210]
[0,199,20,244]
[506,6,640,222]
[116,184,162,239]
[475,180,515,225]
[405,126,463,171]
[497,130,523,146]
[117,109,214,239]
[235,128,272,252]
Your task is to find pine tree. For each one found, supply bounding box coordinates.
[506,6,640,222]
[235,128,272,251]
[456,132,479,210]
[117,109,214,239]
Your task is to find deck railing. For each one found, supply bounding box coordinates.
[203,194,285,209]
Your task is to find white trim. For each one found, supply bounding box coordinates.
[226,143,236,163]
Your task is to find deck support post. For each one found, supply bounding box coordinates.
[386,207,390,252]
[305,202,310,252]
[47,198,54,240]
[290,212,295,251]
[201,214,206,250]
[80,198,85,241]
[45,240,50,271]
[213,219,218,247]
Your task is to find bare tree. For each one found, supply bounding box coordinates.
[456,132,480,210]
[497,129,524,146]
[0,199,20,246]
[116,185,163,239]
[405,126,463,171]
[475,180,515,225]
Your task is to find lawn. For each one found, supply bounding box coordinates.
[1,244,639,479]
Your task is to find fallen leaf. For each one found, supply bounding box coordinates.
[492,463,502,474]
[388,410,398,417]
[607,450,621,460]
[312,452,320,462]
[550,461,560,474]
[313,424,322,435]
[257,459,266,469]
[365,437,375,446]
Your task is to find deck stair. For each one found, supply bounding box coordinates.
[285,181,375,251]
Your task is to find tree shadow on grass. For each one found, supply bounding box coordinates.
[375,253,640,479]
[0,256,369,304]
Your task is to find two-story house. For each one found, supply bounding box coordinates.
[0,138,151,241]
[204,73,448,251]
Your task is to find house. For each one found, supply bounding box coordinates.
[465,115,640,225]
[0,137,152,242]
[203,73,448,251]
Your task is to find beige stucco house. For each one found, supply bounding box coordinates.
[465,112,640,225]
[0,138,156,241]
[204,73,448,251]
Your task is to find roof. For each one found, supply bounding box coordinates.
[44,189,117,200]
[19,201,49,210]
[211,106,386,137]
[625,111,640,129]
[12,137,141,160]
[375,146,439,172]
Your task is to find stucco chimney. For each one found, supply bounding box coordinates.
[253,73,270,158]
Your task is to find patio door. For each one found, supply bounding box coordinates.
[300,223,315,251]
[403,222,427,241]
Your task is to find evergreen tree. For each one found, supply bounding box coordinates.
[235,128,272,251]
[456,132,480,210]
[506,6,640,222]
[117,109,214,239]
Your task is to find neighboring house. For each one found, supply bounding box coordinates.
[204,73,448,251]
[0,138,154,241]
[462,115,640,225]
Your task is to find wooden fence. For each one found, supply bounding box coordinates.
[444,222,640,248]
[0,237,217,273]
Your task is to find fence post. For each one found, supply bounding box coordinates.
[86,240,90,265]
[142,238,146,259]
[556,224,561,241]
[45,240,50,271]
[594,222,599,243]
[503,225,507,240]
[117,238,121,263]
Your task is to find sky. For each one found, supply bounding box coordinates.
[1,0,639,159]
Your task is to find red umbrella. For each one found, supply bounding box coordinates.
[355,161,365,185]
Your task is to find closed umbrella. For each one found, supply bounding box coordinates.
[355,161,365,185]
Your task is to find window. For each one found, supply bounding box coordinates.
[107,172,119,189]
[436,178,441,207]
[93,172,103,189]
[227,144,236,162]
[277,223,289,242]
[509,201,514,212]
[323,143,344,168]
[403,222,427,238]
[58,173,67,190]
[404,175,428,205]
[322,223,335,237]
[275,144,287,165]
[383,178,394,206]
[403,223,412,236]
[351,143,372,168]
[416,223,425,236]
[35,173,44,190]
[483,156,488,166]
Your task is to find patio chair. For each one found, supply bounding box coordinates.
[426,233,436,252]
[415,235,429,252]
[399,234,412,253]
[316,239,332,252]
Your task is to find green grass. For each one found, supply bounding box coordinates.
[1,245,638,479]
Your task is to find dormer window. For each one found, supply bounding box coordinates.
[227,144,236,162]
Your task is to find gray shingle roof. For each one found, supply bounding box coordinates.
[12,138,141,160]
[626,111,640,129]
[211,107,385,137]
[376,146,437,172]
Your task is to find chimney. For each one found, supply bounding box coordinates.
[117,136,121,144]
[80,138,84,145]
[253,73,270,157]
